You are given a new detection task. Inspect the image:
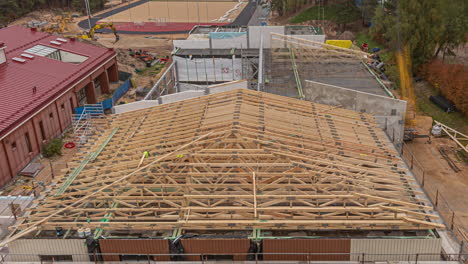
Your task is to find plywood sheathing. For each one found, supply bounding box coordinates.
[15,89,441,234]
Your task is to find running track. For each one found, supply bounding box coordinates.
[77,0,258,35]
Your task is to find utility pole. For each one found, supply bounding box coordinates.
[84,0,92,30]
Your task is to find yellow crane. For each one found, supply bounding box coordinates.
[76,22,120,43]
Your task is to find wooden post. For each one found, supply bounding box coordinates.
[450,212,455,230]
[10,203,17,220]
[415,253,419,264]
[458,241,464,262]
[435,189,439,207]
[422,171,425,187]
[49,160,54,179]
[411,155,414,169]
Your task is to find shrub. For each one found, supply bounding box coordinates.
[42,138,63,158]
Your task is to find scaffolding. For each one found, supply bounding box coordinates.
[71,104,106,146]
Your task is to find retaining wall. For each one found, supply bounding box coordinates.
[304,80,406,146]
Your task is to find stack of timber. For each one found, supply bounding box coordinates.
[11,89,442,239]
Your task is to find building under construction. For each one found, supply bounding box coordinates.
[5,89,447,262]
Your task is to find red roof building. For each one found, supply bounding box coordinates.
[0,26,118,187]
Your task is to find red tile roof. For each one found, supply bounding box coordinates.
[0,26,116,139]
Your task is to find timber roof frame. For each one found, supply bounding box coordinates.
[11,89,442,239]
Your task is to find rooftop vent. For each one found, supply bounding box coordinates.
[56,38,68,43]
[0,42,6,65]
[12,57,26,63]
[50,41,62,46]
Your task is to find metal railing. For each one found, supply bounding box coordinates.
[400,142,468,247]
[1,252,467,263]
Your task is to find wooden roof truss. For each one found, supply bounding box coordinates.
[13,89,442,237]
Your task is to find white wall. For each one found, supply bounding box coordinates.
[248,26,285,49]
[350,239,441,261]
[208,80,248,93]
[173,39,210,49]
[113,81,248,114]
[8,239,89,262]
[175,56,243,82]
[211,34,248,49]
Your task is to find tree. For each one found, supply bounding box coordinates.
[331,0,360,31]
[371,0,444,69]
[434,0,467,61]
[358,0,379,26]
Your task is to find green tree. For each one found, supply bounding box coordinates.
[371,0,444,68]
[359,0,378,25]
[434,0,467,60]
[331,0,360,31]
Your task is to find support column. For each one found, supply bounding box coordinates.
[100,71,110,94]
[107,64,119,82]
[85,82,97,104]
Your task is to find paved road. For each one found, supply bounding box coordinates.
[247,2,270,26]
[78,0,258,35]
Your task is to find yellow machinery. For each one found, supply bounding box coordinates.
[76,22,120,43]
[396,44,428,141]
[42,13,72,34]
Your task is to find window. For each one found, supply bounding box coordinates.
[39,255,73,262]
[11,142,17,151]
[61,103,65,110]
[24,45,88,64]
[25,133,32,153]
[77,88,87,106]
[391,109,397,116]
[39,121,46,141]
[94,78,102,96]
[49,112,54,119]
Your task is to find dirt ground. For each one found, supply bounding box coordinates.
[95,34,174,102]
[3,135,78,197]
[100,1,247,23]
[405,117,468,233]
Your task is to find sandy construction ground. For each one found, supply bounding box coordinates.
[100,1,247,23]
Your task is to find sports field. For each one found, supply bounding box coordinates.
[100,1,247,24]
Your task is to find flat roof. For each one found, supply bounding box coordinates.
[12,89,442,238]
[0,26,116,139]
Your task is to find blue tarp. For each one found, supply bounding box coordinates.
[75,73,132,113]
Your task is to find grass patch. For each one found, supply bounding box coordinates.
[355,32,382,52]
[416,86,468,135]
[290,5,338,24]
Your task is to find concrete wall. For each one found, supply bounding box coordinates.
[212,34,248,49]
[7,239,89,262]
[294,35,327,45]
[248,26,285,48]
[304,80,406,146]
[208,79,248,93]
[173,26,327,50]
[114,81,248,114]
[173,39,210,49]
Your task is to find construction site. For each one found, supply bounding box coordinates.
[0,0,467,263]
